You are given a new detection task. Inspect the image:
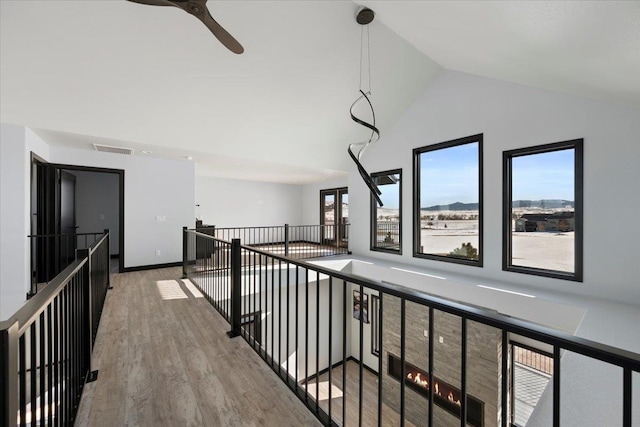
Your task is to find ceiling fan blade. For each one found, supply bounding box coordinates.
[201,7,244,54]
[126,0,174,6]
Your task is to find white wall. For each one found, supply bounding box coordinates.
[70,170,120,256]
[0,124,50,320]
[50,146,194,269]
[196,175,302,227]
[301,175,348,225]
[349,70,640,306]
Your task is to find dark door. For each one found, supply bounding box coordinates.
[59,171,77,267]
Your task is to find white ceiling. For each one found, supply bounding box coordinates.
[2,1,638,184]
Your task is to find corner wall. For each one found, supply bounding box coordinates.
[49,146,194,269]
[0,124,50,320]
[196,175,302,227]
[348,70,640,306]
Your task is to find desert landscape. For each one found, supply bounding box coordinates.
[374,205,574,271]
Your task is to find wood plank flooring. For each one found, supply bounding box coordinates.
[308,361,416,427]
[75,267,321,427]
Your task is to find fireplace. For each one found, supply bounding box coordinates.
[388,353,484,427]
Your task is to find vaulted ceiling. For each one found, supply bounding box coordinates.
[2,1,638,183]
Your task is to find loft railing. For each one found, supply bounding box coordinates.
[28,231,106,298]
[373,221,400,251]
[182,229,640,427]
[1,231,111,427]
[192,223,350,260]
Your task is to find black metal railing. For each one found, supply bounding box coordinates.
[1,231,111,427]
[28,231,106,298]
[193,223,350,260]
[182,229,640,427]
[373,221,400,251]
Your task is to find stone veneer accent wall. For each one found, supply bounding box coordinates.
[381,294,503,426]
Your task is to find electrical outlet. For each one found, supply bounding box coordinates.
[155,249,161,256]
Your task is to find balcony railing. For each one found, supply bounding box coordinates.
[1,231,111,427]
[28,231,106,298]
[182,229,640,427]
[191,223,350,261]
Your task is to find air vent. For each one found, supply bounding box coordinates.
[93,144,134,155]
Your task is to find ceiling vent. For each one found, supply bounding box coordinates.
[93,143,134,155]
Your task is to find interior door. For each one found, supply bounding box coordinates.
[59,170,77,267]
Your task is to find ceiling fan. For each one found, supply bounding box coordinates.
[127,0,244,54]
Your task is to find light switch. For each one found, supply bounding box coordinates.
[439,336,444,344]
[156,215,166,222]
[155,249,161,256]
[100,214,105,220]
[423,330,428,338]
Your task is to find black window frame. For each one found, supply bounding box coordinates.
[370,169,402,254]
[502,138,583,282]
[413,134,484,267]
[370,294,380,357]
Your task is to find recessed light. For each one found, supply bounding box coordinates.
[185,156,193,160]
[141,150,152,154]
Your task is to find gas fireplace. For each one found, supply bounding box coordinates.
[388,354,484,427]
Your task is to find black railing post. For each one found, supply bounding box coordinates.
[227,238,242,338]
[77,248,93,375]
[103,229,112,288]
[182,226,188,278]
[284,224,290,257]
[1,321,19,427]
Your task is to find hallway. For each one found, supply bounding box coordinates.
[75,267,320,426]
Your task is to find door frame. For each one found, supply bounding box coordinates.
[31,155,126,274]
[319,187,348,247]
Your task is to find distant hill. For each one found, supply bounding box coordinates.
[421,200,574,211]
[511,199,574,209]
[421,202,479,211]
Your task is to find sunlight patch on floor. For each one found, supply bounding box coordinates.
[181,278,204,298]
[305,381,343,401]
[156,280,188,300]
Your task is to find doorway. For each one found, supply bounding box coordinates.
[30,156,125,286]
[319,187,348,248]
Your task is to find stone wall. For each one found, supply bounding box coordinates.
[381,294,503,426]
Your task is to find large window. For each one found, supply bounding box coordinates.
[413,135,483,266]
[370,169,402,253]
[503,139,583,281]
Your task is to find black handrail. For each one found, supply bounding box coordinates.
[183,230,640,427]
[190,223,350,260]
[28,230,106,298]
[1,230,110,427]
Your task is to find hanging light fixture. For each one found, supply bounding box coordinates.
[348,7,383,206]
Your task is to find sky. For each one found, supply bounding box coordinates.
[420,142,479,207]
[373,144,574,209]
[512,149,574,201]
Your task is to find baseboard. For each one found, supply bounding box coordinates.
[121,261,182,273]
[302,355,378,384]
[346,356,378,376]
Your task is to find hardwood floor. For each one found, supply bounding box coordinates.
[307,360,415,427]
[75,267,321,427]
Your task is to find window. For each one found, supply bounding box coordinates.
[370,169,402,253]
[371,294,380,356]
[413,135,483,266]
[503,139,583,281]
